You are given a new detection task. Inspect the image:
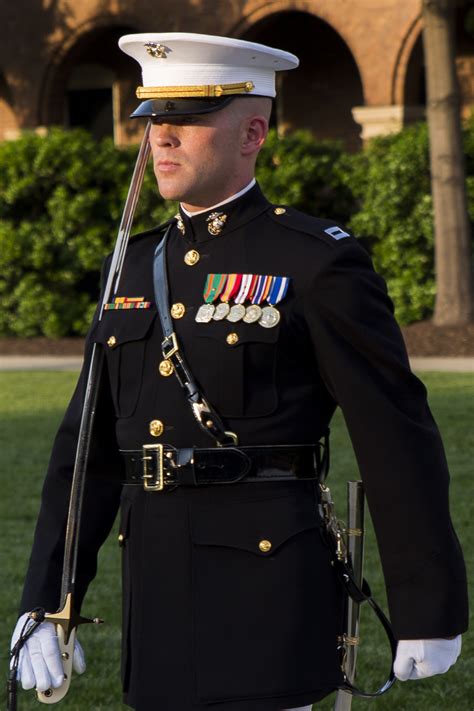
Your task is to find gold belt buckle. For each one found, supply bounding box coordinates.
[142,444,164,491]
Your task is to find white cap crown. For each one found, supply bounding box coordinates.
[119,32,299,100]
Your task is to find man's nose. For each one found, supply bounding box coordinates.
[150,124,180,148]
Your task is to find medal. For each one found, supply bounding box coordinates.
[195,274,227,323]
[259,305,280,328]
[213,274,241,321]
[243,304,262,323]
[258,276,290,328]
[213,303,230,320]
[243,274,266,323]
[195,303,215,322]
[226,274,253,322]
[228,304,246,322]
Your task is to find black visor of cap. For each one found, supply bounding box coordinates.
[130,96,237,119]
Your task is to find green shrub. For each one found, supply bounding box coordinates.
[257,129,355,222]
[343,121,474,324]
[0,122,472,335]
[0,128,353,337]
[0,129,168,337]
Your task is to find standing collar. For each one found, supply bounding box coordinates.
[180,178,256,217]
[175,181,270,244]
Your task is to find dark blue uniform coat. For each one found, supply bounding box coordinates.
[21,184,468,710]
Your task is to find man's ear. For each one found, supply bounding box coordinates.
[241,116,268,156]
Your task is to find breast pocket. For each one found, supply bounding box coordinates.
[192,320,279,418]
[190,496,344,702]
[93,310,156,418]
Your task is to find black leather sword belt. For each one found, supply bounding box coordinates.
[120,444,321,491]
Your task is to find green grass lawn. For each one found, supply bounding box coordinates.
[0,371,472,711]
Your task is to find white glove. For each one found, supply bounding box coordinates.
[394,636,462,681]
[10,613,86,692]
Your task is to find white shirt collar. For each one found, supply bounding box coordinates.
[180,178,256,217]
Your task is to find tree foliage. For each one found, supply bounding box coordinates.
[0,123,472,336]
[343,120,474,324]
[0,129,168,336]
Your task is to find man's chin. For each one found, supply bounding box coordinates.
[155,181,186,202]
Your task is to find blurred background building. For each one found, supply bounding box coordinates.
[1,0,473,150]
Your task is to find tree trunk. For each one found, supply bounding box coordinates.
[422,0,473,325]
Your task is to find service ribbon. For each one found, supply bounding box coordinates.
[203,274,227,304]
[261,275,274,303]
[220,274,241,303]
[267,276,290,305]
[114,296,145,304]
[235,274,253,304]
[246,274,259,303]
[252,275,266,305]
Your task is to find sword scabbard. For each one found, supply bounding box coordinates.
[334,480,365,711]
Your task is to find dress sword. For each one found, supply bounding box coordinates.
[35,121,152,704]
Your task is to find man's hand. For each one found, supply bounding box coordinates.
[394,636,462,681]
[10,613,86,692]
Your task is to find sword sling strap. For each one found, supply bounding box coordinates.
[319,459,397,698]
[154,224,396,697]
[153,226,237,447]
[333,559,397,697]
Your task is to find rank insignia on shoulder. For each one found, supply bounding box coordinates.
[324,225,351,240]
[195,274,290,328]
[104,296,152,310]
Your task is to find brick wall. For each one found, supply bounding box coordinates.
[0,0,472,145]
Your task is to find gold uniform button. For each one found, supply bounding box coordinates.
[184,249,200,266]
[226,333,239,345]
[171,302,186,319]
[274,207,286,215]
[259,539,272,553]
[118,534,125,546]
[159,359,174,377]
[107,336,117,348]
[149,419,164,437]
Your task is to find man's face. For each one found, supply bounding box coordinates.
[149,106,243,211]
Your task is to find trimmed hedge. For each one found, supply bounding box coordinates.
[0,123,472,336]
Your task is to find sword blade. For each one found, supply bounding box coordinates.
[62,120,151,601]
[36,122,151,705]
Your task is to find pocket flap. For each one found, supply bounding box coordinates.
[93,309,156,347]
[193,319,279,346]
[191,497,321,556]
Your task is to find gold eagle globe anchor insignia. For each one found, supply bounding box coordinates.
[206,212,227,236]
[175,213,186,235]
[144,42,169,59]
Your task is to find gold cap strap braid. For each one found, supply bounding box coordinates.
[136,81,255,99]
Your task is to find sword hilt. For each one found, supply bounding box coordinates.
[44,592,103,645]
[36,593,103,705]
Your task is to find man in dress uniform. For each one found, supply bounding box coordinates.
[12,33,467,711]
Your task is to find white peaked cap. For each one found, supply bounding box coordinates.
[119,32,299,103]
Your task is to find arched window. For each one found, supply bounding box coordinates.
[66,64,116,140]
[242,11,364,150]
